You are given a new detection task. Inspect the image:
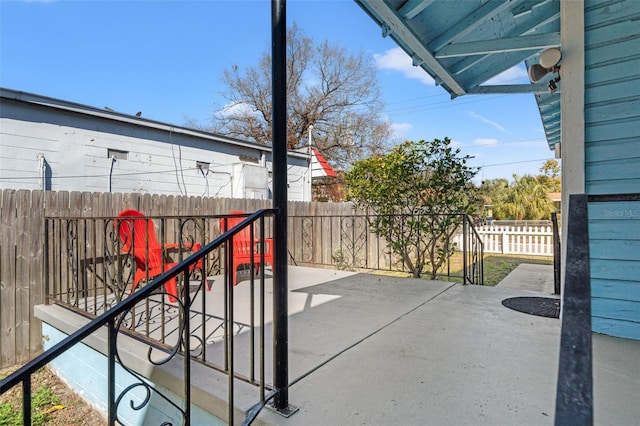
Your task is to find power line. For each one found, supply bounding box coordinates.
[479,158,553,168]
[383,94,510,116]
[381,71,530,116]
[383,92,449,107]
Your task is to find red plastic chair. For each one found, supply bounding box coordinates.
[220,211,273,286]
[116,209,200,302]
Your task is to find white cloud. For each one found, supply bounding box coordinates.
[218,101,255,118]
[485,65,529,85]
[390,122,412,138]
[473,138,500,147]
[470,112,508,133]
[374,47,435,86]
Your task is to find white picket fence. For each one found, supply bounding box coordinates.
[455,225,555,256]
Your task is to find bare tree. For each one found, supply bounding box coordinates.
[211,23,392,170]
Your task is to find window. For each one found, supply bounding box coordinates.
[108,149,128,160]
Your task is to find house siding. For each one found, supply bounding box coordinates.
[0,89,310,201]
[584,0,640,339]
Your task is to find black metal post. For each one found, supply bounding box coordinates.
[271,0,290,413]
[462,215,468,284]
[551,211,561,295]
[183,270,191,425]
[227,238,235,424]
[22,377,31,426]
[108,319,116,425]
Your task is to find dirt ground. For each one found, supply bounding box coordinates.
[0,365,105,426]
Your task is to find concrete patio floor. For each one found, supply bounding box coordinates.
[239,264,639,426]
[34,263,639,425]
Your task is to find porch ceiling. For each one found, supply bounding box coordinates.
[355,0,561,150]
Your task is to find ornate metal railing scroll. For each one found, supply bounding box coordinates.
[104,217,135,304]
[66,219,80,302]
[178,217,222,279]
[339,215,369,270]
[9,210,278,426]
[300,216,315,263]
[112,289,190,425]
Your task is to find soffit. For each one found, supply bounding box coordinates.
[355,0,562,149]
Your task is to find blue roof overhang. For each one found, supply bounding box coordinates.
[355,0,561,150]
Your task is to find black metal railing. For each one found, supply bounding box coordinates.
[1,209,276,425]
[461,214,485,285]
[288,212,484,285]
[45,214,227,311]
[551,211,561,295]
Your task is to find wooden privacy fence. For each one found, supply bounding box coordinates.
[453,224,554,256]
[2,188,488,369]
[0,189,357,369]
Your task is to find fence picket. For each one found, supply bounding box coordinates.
[28,191,44,357]
[1,189,18,367]
[457,224,554,256]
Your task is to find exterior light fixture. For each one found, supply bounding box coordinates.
[528,48,562,93]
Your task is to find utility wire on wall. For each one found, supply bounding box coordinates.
[0,164,240,181]
[169,127,187,196]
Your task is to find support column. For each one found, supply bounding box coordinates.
[270,0,294,415]
[560,0,585,297]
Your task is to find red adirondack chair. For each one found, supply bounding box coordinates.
[220,211,273,286]
[116,209,200,302]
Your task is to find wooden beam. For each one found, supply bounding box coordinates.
[447,2,559,76]
[358,0,466,96]
[466,83,554,94]
[397,0,434,20]
[428,0,513,52]
[436,33,560,58]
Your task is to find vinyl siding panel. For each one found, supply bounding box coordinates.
[589,238,640,262]
[587,200,640,336]
[592,317,640,340]
[585,98,640,125]
[592,298,640,323]
[585,137,638,162]
[584,0,640,339]
[584,79,640,105]
[586,179,640,195]
[591,278,640,301]
[586,158,640,183]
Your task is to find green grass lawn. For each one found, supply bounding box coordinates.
[439,252,553,286]
[482,254,553,286]
[365,252,554,287]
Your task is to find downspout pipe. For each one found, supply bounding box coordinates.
[37,153,46,192]
[37,153,46,207]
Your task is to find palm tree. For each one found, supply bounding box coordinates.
[494,174,555,220]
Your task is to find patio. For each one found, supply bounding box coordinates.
[37,263,638,425]
[247,265,638,425]
[10,201,631,424]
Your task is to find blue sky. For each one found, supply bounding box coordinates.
[1,0,555,183]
